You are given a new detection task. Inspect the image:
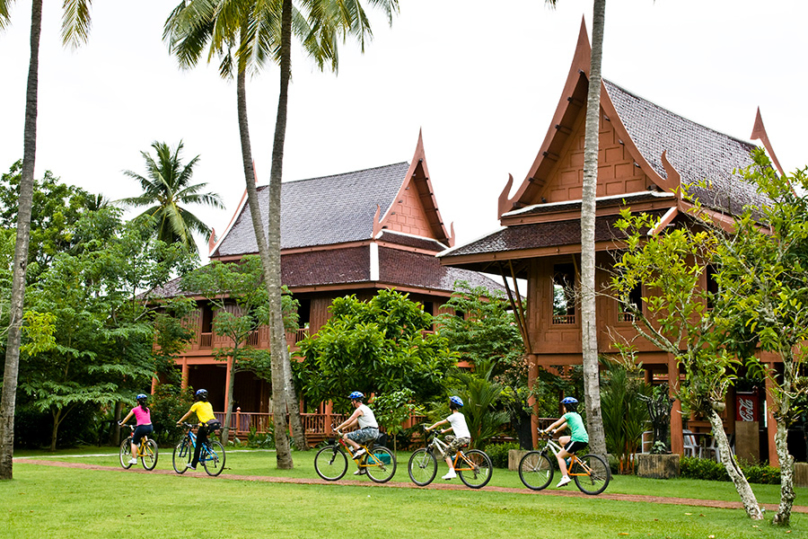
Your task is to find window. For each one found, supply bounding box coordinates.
[297,298,311,327]
[552,264,576,325]
[618,283,642,322]
[423,301,434,316]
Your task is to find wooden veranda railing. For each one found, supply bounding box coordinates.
[213,411,429,446]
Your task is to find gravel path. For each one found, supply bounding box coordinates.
[16,458,807,514]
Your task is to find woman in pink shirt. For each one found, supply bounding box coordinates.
[119,394,153,466]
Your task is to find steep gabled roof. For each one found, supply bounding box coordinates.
[605,80,769,215]
[211,162,409,257]
[500,19,771,218]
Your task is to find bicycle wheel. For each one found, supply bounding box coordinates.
[202,441,226,476]
[572,453,610,495]
[315,445,348,481]
[365,446,396,483]
[458,449,493,489]
[408,448,437,486]
[518,451,554,490]
[172,440,192,474]
[119,438,133,469]
[140,439,159,471]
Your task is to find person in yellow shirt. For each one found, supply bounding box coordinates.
[177,389,221,471]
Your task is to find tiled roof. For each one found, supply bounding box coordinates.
[213,162,409,256]
[377,230,448,252]
[379,248,506,294]
[605,80,768,215]
[441,209,668,259]
[282,247,370,288]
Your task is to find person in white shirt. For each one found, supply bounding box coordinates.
[425,396,471,480]
[335,391,379,476]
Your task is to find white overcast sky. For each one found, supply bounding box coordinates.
[1,0,806,258]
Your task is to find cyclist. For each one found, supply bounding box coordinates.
[540,396,589,487]
[334,391,379,476]
[176,389,221,471]
[425,396,470,480]
[119,393,153,466]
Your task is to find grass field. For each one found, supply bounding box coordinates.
[3,447,805,538]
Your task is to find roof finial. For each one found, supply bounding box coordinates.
[208,228,217,254]
[750,107,785,176]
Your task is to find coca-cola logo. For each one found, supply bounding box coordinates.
[738,397,755,421]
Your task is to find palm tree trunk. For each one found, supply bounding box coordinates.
[0,0,42,481]
[579,0,607,457]
[707,409,763,520]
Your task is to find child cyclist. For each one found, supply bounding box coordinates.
[425,396,470,480]
[176,389,221,471]
[540,396,589,487]
[119,393,153,466]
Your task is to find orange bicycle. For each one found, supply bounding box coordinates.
[518,430,610,495]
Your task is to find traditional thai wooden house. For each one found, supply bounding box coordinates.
[438,22,788,464]
[149,132,504,425]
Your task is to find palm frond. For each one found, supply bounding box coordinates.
[0,0,14,30]
[61,0,92,48]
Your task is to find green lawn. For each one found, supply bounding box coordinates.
[3,448,804,538]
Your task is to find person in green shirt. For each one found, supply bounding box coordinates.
[540,396,589,487]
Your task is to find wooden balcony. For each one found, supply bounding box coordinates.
[552,314,576,325]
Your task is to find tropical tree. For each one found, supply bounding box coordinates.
[181,256,299,445]
[163,0,398,466]
[0,0,95,480]
[545,0,608,456]
[118,140,223,254]
[163,0,331,465]
[612,206,764,519]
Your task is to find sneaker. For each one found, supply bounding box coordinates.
[556,475,571,488]
[353,469,367,476]
[128,458,137,465]
[352,448,366,459]
[442,470,457,480]
[185,463,196,470]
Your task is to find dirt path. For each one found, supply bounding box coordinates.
[16,458,807,514]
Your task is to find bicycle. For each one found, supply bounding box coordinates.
[314,426,396,483]
[407,426,492,489]
[518,430,610,495]
[172,422,226,476]
[119,424,159,471]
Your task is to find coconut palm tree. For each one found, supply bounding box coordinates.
[163,0,397,466]
[0,0,94,481]
[118,141,224,254]
[545,0,607,457]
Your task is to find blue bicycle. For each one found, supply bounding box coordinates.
[173,422,226,476]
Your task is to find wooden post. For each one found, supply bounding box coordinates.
[668,354,684,455]
[765,363,779,467]
[181,357,189,389]
[529,355,539,449]
[236,407,241,436]
[224,357,233,418]
[325,401,333,434]
[644,366,652,385]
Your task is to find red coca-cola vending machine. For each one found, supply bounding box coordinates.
[735,392,759,422]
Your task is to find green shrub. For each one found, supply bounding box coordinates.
[679,457,780,484]
[149,384,194,446]
[247,424,275,449]
[486,442,520,468]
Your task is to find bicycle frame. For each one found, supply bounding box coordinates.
[331,427,383,469]
[539,435,591,477]
[426,433,475,471]
[123,426,151,457]
[181,423,217,462]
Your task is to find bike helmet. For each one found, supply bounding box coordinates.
[348,391,364,400]
[136,393,148,403]
[450,396,464,408]
[560,397,578,405]
[195,389,209,400]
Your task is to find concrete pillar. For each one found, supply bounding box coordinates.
[668,354,684,455]
[765,363,779,467]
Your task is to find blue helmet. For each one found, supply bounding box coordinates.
[561,397,578,405]
[195,389,208,400]
[136,393,148,402]
[349,391,364,400]
[450,396,464,408]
